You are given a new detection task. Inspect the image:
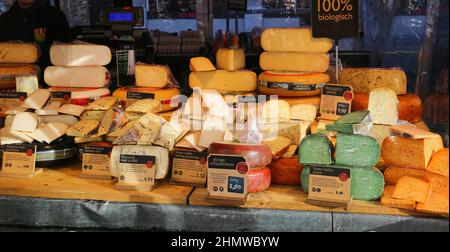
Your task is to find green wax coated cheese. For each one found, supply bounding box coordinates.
[335,111,369,124]
[299,134,334,165]
[326,123,354,134]
[335,133,380,168]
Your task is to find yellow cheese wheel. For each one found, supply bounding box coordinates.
[280,96,321,108]
[112,86,180,112]
[216,48,245,71]
[258,71,329,97]
[261,28,333,53]
[0,43,39,64]
[260,52,330,72]
[0,64,40,89]
[189,70,257,93]
[340,68,407,95]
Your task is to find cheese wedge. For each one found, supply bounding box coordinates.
[126,99,162,114]
[0,127,25,145]
[85,97,118,111]
[260,52,330,73]
[9,129,34,143]
[35,122,69,144]
[50,44,112,66]
[426,148,449,177]
[38,115,78,126]
[262,99,290,123]
[135,64,174,88]
[23,89,51,110]
[44,66,110,88]
[58,104,86,117]
[11,112,39,132]
[35,101,62,116]
[66,120,100,137]
[261,28,333,53]
[290,104,317,121]
[258,71,329,97]
[216,48,245,71]
[263,136,292,159]
[368,87,399,125]
[190,57,216,72]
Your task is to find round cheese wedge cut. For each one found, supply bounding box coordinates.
[0,43,40,64]
[352,93,423,123]
[248,167,271,193]
[208,142,272,168]
[112,86,181,112]
[258,71,330,97]
[0,64,40,88]
[44,66,110,88]
[50,44,112,66]
[269,157,303,186]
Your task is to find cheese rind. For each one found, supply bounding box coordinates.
[299,134,334,165]
[44,66,110,88]
[135,64,174,88]
[340,68,407,95]
[208,142,272,168]
[261,28,333,53]
[247,167,271,193]
[0,43,39,64]
[368,87,399,126]
[216,48,245,71]
[11,112,39,132]
[260,52,330,73]
[335,133,380,168]
[50,44,112,66]
[258,71,329,97]
[190,57,216,72]
[189,70,257,93]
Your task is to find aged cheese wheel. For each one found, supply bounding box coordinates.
[269,157,303,186]
[340,68,407,95]
[112,86,180,112]
[260,52,330,72]
[0,43,40,64]
[352,93,423,123]
[208,142,272,168]
[258,71,329,97]
[0,64,40,88]
[50,44,111,66]
[248,167,271,193]
[44,66,110,88]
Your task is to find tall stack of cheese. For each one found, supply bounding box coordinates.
[0,42,40,91]
[258,28,333,109]
[44,43,112,105]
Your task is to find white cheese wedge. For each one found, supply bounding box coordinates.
[35,101,62,116]
[22,89,51,110]
[58,104,86,117]
[11,112,39,132]
[9,129,34,143]
[38,115,79,126]
[35,122,69,144]
[0,127,25,145]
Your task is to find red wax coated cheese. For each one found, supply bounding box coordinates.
[208,143,272,168]
[247,167,271,193]
[269,157,303,186]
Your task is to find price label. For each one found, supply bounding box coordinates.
[307,166,351,208]
[1,144,39,178]
[81,146,113,179]
[228,0,247,12]
[312,0,359,39]
[171,149,208,186]
[51,91,71,103]
[320,84,353,120]
[115,154,156,191]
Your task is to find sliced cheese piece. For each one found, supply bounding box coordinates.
[384,166,427,186]
[114,113,163,145]
[9,129,34,143]
[112,86,180,112]
[38,115,78,126]
[269,157,303,186]
[58,104,86,117]
[176,131,206,152]
[340,68,407,95]
[80,111,106,121]
[260,52,329,72]
[247,167,271,193]
[425,172,449,195]
[426,148,449,177]
[390,125,438,140]
[199,115,226,148]
[258,71,329,97]
[209,142,273,168]
[74,136,104,144]
[66,120,100,137]
[190,57,216,72]
[282,96,321,108]
[125,112,143,123]
[263,136,292,159]
[44,66,110,88]
[393,176,431,203]
[299,134,334,165]
[261,28,333,53]
[35,122,69,144]
[381,186,416,210]
[0,127,25,145]
[416,193,449,217]
[95,109,116,137]
[0,43,39,64]
[216,48,245,71]
[85,96,118,111]
[23,89,51,110]
[35,101,62,116]
[135,64,174,88]
[11,112,39,132]
[200,89,233,120]
[125,99,161,114]
[50,44,111,66]
[153,119,186,150]
[189,70,257,93]
[368,87,399,125]
[335,133,380,168]
[290,104,317,121]
[0,64,40,89]
[262,99,290,123]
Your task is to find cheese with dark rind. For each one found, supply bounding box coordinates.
[335,133,380,168]
[340,68,407,95]
[299,134,334,165]
[260,52,330,72]
[258,71,329,97]
[0,43,39,64]
[269,157,303,186]
[208,142,272,168]
[426,148,449,177]
[383,166,427,186]
[261,28,333,53]
[247,167,271,193]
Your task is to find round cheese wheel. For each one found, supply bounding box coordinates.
[44,66,110,88]
[0,43,40,64]
[269,157,303,186]
[0,64,40,88]
[208,142,272,168]
[258,71,330,97]
[352,93,423,123]
[248,167,271,193]
[280,96,321,108]
[49,87,110,106]
[50,44,112,67]
[113,86,180,113]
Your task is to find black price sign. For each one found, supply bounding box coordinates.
[312,0,359,39]
[228,0,247,12]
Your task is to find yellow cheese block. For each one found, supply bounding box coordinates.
[0,64,40,89]
[216,48,245,71]
[258,71,330,97]
[261,28,333,53]
[280,96,322,108]
[112,86,180,112]
[189,70,257,93]
[0,43,39,64]
[190,57,216,72]
[340,68,407,95]
[135,64,175,88]
[260,52,329,72]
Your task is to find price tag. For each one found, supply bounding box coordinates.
[51,91,71,104]
[116,50,135,87]
[320,84,353,120]
[170,149,208,187]
[306,166,351,209]
[228,0,247,12]
[311,0,359,39]
[125,91,155,108]
[80,146,113,180]
[0,144,42,179]
[115,154,156,191]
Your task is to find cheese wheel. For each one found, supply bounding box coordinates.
[281,96,321,108]
[352,93,423,123]
[189,70,257,93]
[216,48,245,71]
[0,64,40,88]
[269,157,303,186]
[44,66,110,88]
[261,28,333,53]
[258,71,329,97]
[112,86,180,112]
[340,68,407,95]
[50,44,112,66]
[260,52,330,73]
[208,142,272,168]
[383,166,427,186]
[190,57,216,72]
[247,167,271,193]
[0,43,39,64]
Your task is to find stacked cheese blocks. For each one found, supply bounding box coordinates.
[0,42,40,92]
[44,43,112,105]
[257,28,333,110]
[380,126,448,217]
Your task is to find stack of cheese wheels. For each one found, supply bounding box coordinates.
[0,43,40,90]
[44,43,112,105]
[113,63,181,114]
[258,28,333,109]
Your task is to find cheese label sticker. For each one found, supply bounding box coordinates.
[1,144,37,175]
[0,92,27,100]
[307,166,351,208]
[51,91,71,102]
[320,84,354,120]
[126,92,155,107]
[260,81,324,91]
[81,146,113,177]
[207,154,248,199]
[171,150,208,185]
[117,154,156,188]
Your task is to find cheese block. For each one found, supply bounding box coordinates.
[70,88,111,106]
[0,127,25,145]
[340,68,407,95]
[176,131,206,152]
[112,86,180,113]
[416,193,449,217]
[208,142,272,168]
[0,43,39,64]
[23,89,51,110]
[85,97,117,111]
[114,113,163,145]
[282,96,321,108]
[190,57,216,72]
[368,87,399,126]
[9,129,34,143]
[260,52,329,73]
[382,135,444,170]
[38,115,78,126]
[258,72,328,98]
[66,120,100,137]
[16,75,39,94]
[35,122,69,144]
[198,115,226,148]
[299,134,334,165]
[269,157,303,186]
[263,136,292,159]
[352,93,423,123]
[261,28,333,53]
[290,104,317,121]
[189,70,257,93]
[384,166,427,186]
[262,100,290,123]
[216,48,245,71]
[426,148,449,177]
[50,44,111,66]
[11,112,39,132]
[425,172,449,195]
[44,66,110,88]
[335,133,380,168]
[0,64,40,88]
[247,167,271,193]
[35,101,62,116]
[126,99,161,114]
[393,176,431,203]
[74,136,104,144]
[381,186,416,210]
[58,104,86,117]
[135,64,175,88]
[109,145,169,180]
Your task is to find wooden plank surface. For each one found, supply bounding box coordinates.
[0,161,193,205]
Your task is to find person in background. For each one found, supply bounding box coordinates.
[0,0,72,69]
